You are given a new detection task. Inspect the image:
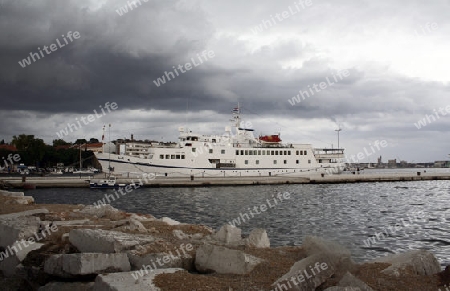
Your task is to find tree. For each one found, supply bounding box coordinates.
[0,139,4,145]
[53,139,70,147]
[74,139,87,145]
[12,134,35,151]
[89,138,99,144]
[12,134,47,166]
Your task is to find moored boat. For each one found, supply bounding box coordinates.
[95,106,346,178]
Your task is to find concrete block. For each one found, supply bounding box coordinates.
[372,250,441,276]
[195,244,262,274]
[44,253,130,277]
[245,228,270,248]
[93,268,184,291]
[213,224,242,244]
[272,253,335,291]
[69,229,155,253]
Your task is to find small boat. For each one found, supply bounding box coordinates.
[89,176,126,189]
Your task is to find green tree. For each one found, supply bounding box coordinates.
[74,139,87,145]
[53,139,70,147]
[12,134,35,151]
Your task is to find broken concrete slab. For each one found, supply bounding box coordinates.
[212,224,242,244]
[0,216,41,247]
[44,253,130,278]
[79,205,124,220]
[195,244,262,275]
[161,217,180,225]
[69,229,155,253]
[272,253,335,291]
[0,242,44,277]
[245,228,270,248]
[301,236,354,271]
[338,272,374,291]
[372,250,441,276]
[0,190,25,197]
[302,236,351,258]
[93,268,184,291]
[0,208,48,220]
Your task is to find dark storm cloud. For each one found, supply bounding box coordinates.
[0,0,449,161]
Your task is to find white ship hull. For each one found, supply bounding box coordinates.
[95,150,344,178]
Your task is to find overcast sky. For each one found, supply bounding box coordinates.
[1,0,449,162]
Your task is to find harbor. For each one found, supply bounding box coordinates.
[1,170,450,188]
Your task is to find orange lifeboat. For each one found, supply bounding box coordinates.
[259,134,282,144]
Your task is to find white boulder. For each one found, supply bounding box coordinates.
[372,250,441,276]
[338,272,374,291]
[69,229,154,253]
[245,228,270,248]
[195,244,262,274]
[272,253,335,291]
[161,217,180,226]
[44,253,130,277]
[0,216,41,247]
[213,224,242,244]
[0,242,44,277]
[79,205,123,220]
[93,268,184,291]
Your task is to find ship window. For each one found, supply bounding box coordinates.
[176,155,180,159]
[212,139,216,143]
[258,150,261,155]
[256,160,259,165]
[241,150,244,155]
[308,159,311,164]
[296,160,299,164]
[262,150,266,155]
[271,150,274,155]
[171,155,175,159]
[284,160,287,164]
[221,149,225,154]
[249,150,252,155]
[245,160,248,164]
[288,151,291,155]
[209,149,213,154]
[305,150,307,155]
[275,150,279,155]
[165,155,170,159]
[160,155,164,159]
[296,150,299,155]
[181,155,185,159]
[284,151,287,155]
[273,160,277,164]
[192,148,196,152]
[236,150,239,155]
[245,150,248,155]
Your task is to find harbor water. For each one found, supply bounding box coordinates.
[28,177,450,268]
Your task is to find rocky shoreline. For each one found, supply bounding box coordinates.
[0,189,449,291]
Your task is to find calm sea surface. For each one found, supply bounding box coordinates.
[28,170,450,267]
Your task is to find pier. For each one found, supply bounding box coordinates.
[1,171,449,188]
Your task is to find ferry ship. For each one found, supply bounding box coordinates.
[95,107,345,178]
